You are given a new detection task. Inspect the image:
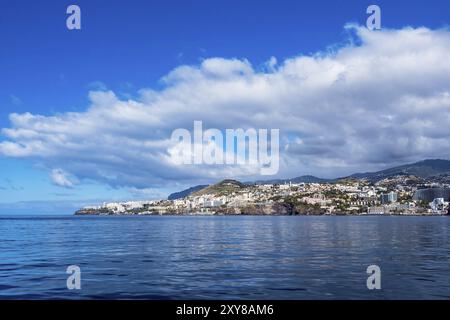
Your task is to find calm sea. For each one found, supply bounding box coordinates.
[0,215,449,299]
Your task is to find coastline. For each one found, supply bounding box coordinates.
[74,178,450,217]
[74,211,449,217]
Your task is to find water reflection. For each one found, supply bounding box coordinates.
[0,215,449,299]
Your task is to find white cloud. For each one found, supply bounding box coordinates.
[2,25,450,189]
[51,169,75,188]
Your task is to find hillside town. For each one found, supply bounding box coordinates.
[75,176,450,216]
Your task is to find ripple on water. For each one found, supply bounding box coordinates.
[0,215,449,299]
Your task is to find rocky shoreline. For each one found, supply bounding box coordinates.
[74,206,446,217]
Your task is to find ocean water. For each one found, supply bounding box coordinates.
[0,215,449,300]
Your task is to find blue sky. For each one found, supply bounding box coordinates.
[1,0,450,213]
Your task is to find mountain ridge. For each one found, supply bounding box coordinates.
[167,185,209,200]
[167,159,450,199]
[347,159,450,181]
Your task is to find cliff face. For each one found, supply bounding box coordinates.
[243,203,294,215]
[214,203,294,215]
[74,208,113,216]
[217,203,327,216]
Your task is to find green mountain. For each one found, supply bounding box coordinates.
[167,185,209,200]
[251,175,331,185]
[168,180,246,200]
[192,179,246,196]
[348,159,450,181]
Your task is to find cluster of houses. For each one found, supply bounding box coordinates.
[79,178,450,215]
